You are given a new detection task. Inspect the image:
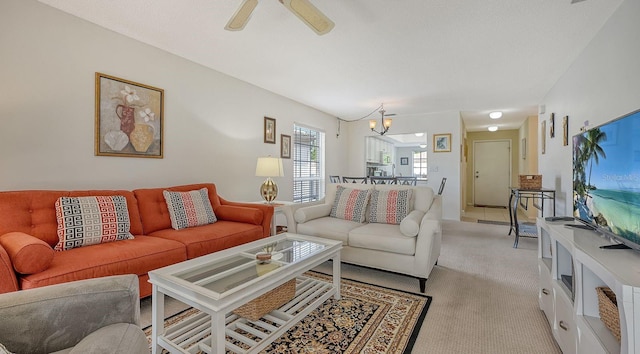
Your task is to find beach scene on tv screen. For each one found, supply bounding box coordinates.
[573,111,640,245]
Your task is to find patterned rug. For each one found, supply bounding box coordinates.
[144,272,432,353]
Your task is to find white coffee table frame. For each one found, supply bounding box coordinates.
[149,233,342,354]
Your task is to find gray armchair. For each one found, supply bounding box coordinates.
[0,275,148,354]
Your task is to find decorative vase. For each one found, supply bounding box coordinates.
[115,104,135,137]
[129,124,154,152]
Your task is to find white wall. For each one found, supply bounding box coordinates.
[539,0,640,216]
[0,0,348,202]
[346,113,462,220]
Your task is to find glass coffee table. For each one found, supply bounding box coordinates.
[149,233,342,354]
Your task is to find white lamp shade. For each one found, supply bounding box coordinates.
[255,157,284,177]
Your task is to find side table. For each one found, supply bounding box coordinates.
[251,201,296,235]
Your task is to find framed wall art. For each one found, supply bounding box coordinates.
[400,157,409,165]
[541,120,546,154]
[563,116,569,146]
[550,113,555,138]
[264,117,276,144]
[281,134,291,159]
[433,133,452,152]
[95,73,164,158]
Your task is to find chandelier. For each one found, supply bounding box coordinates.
[369,104,393,135]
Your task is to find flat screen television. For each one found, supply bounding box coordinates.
[572,109,640,250]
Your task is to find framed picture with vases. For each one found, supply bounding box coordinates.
[95,73,164,158]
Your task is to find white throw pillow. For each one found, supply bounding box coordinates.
[368,189,413,225]
[330,186,371,223]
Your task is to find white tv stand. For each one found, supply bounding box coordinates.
[538,217,640,354]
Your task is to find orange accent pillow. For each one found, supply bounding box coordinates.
[0,232,54,274]
[214,205,263,225]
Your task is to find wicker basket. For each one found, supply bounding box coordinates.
[518,175,542,190]
[596,286,621,342]
[233,279,296,321]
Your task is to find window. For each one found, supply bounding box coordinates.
[413,151,428,178]
[293,124,325,203]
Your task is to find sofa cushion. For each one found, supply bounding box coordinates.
[330,186,371,223]
[400,210,425,237]
[54,196,134,251]
[148,221,264,259]
[134,184,222,234]
[368,189,413,225]
[163,188,217,230]
[348,223,416,256]
[296,217,360,244]
[0,232,54,274]
[18,236,186,291]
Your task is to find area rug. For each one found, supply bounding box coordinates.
[144,271,432,353]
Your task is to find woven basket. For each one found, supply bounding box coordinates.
[596,286,621,341]
[233,279,296,321]
[518,175,542,190]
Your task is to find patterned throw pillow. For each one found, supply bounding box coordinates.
[330,186,371,223]
[369,189,413,225]
[163,188,217,230]
[54,196,134,251]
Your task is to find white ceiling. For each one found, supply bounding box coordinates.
[37,0,623,132]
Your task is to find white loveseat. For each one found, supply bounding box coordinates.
[286,183,442,292]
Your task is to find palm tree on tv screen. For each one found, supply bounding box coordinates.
[585,128,607,191]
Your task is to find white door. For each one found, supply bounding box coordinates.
[474,140,511,207]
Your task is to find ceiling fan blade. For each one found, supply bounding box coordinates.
[571,0,587,3]
[280,0,335,35]
[225,0,259,31]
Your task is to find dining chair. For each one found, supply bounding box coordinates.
[396,176,417,185]
[329,175,341,183]
[370,176,397,185]
[342,176,368,184]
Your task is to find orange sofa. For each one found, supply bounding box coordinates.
[0,183,273,298]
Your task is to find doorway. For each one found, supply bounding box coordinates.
[473,140,511,207]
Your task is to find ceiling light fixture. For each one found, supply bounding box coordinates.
[415,132,424,137]
[489,111,503,119]
[488,126,499,132]
[369,104,392,136]
[419,144,427,148]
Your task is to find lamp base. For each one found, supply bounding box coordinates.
[260,177,278,204]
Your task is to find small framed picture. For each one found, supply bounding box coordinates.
[550,113,555,138]
[563,116,569,146]
[281,134,291,159]
[264,117,276,144]
[433,133,452,153]
[541,120,546,154]
[400,157,409,165]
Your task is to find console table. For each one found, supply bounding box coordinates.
[508,188,556,248]
[538,218,640,354]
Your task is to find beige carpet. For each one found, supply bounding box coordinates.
[141,220,561,353]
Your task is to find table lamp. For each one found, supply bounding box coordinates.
[255,156,284,203]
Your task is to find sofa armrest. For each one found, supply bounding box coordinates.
[219,197,275,237]
[294,203,332,224]
[214,205,263,225]
[413,196,443,277]
[0,274,140,354]
[0,244,18,294]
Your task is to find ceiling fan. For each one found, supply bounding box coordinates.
[570,0,588,3]
[225,0,335,35]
